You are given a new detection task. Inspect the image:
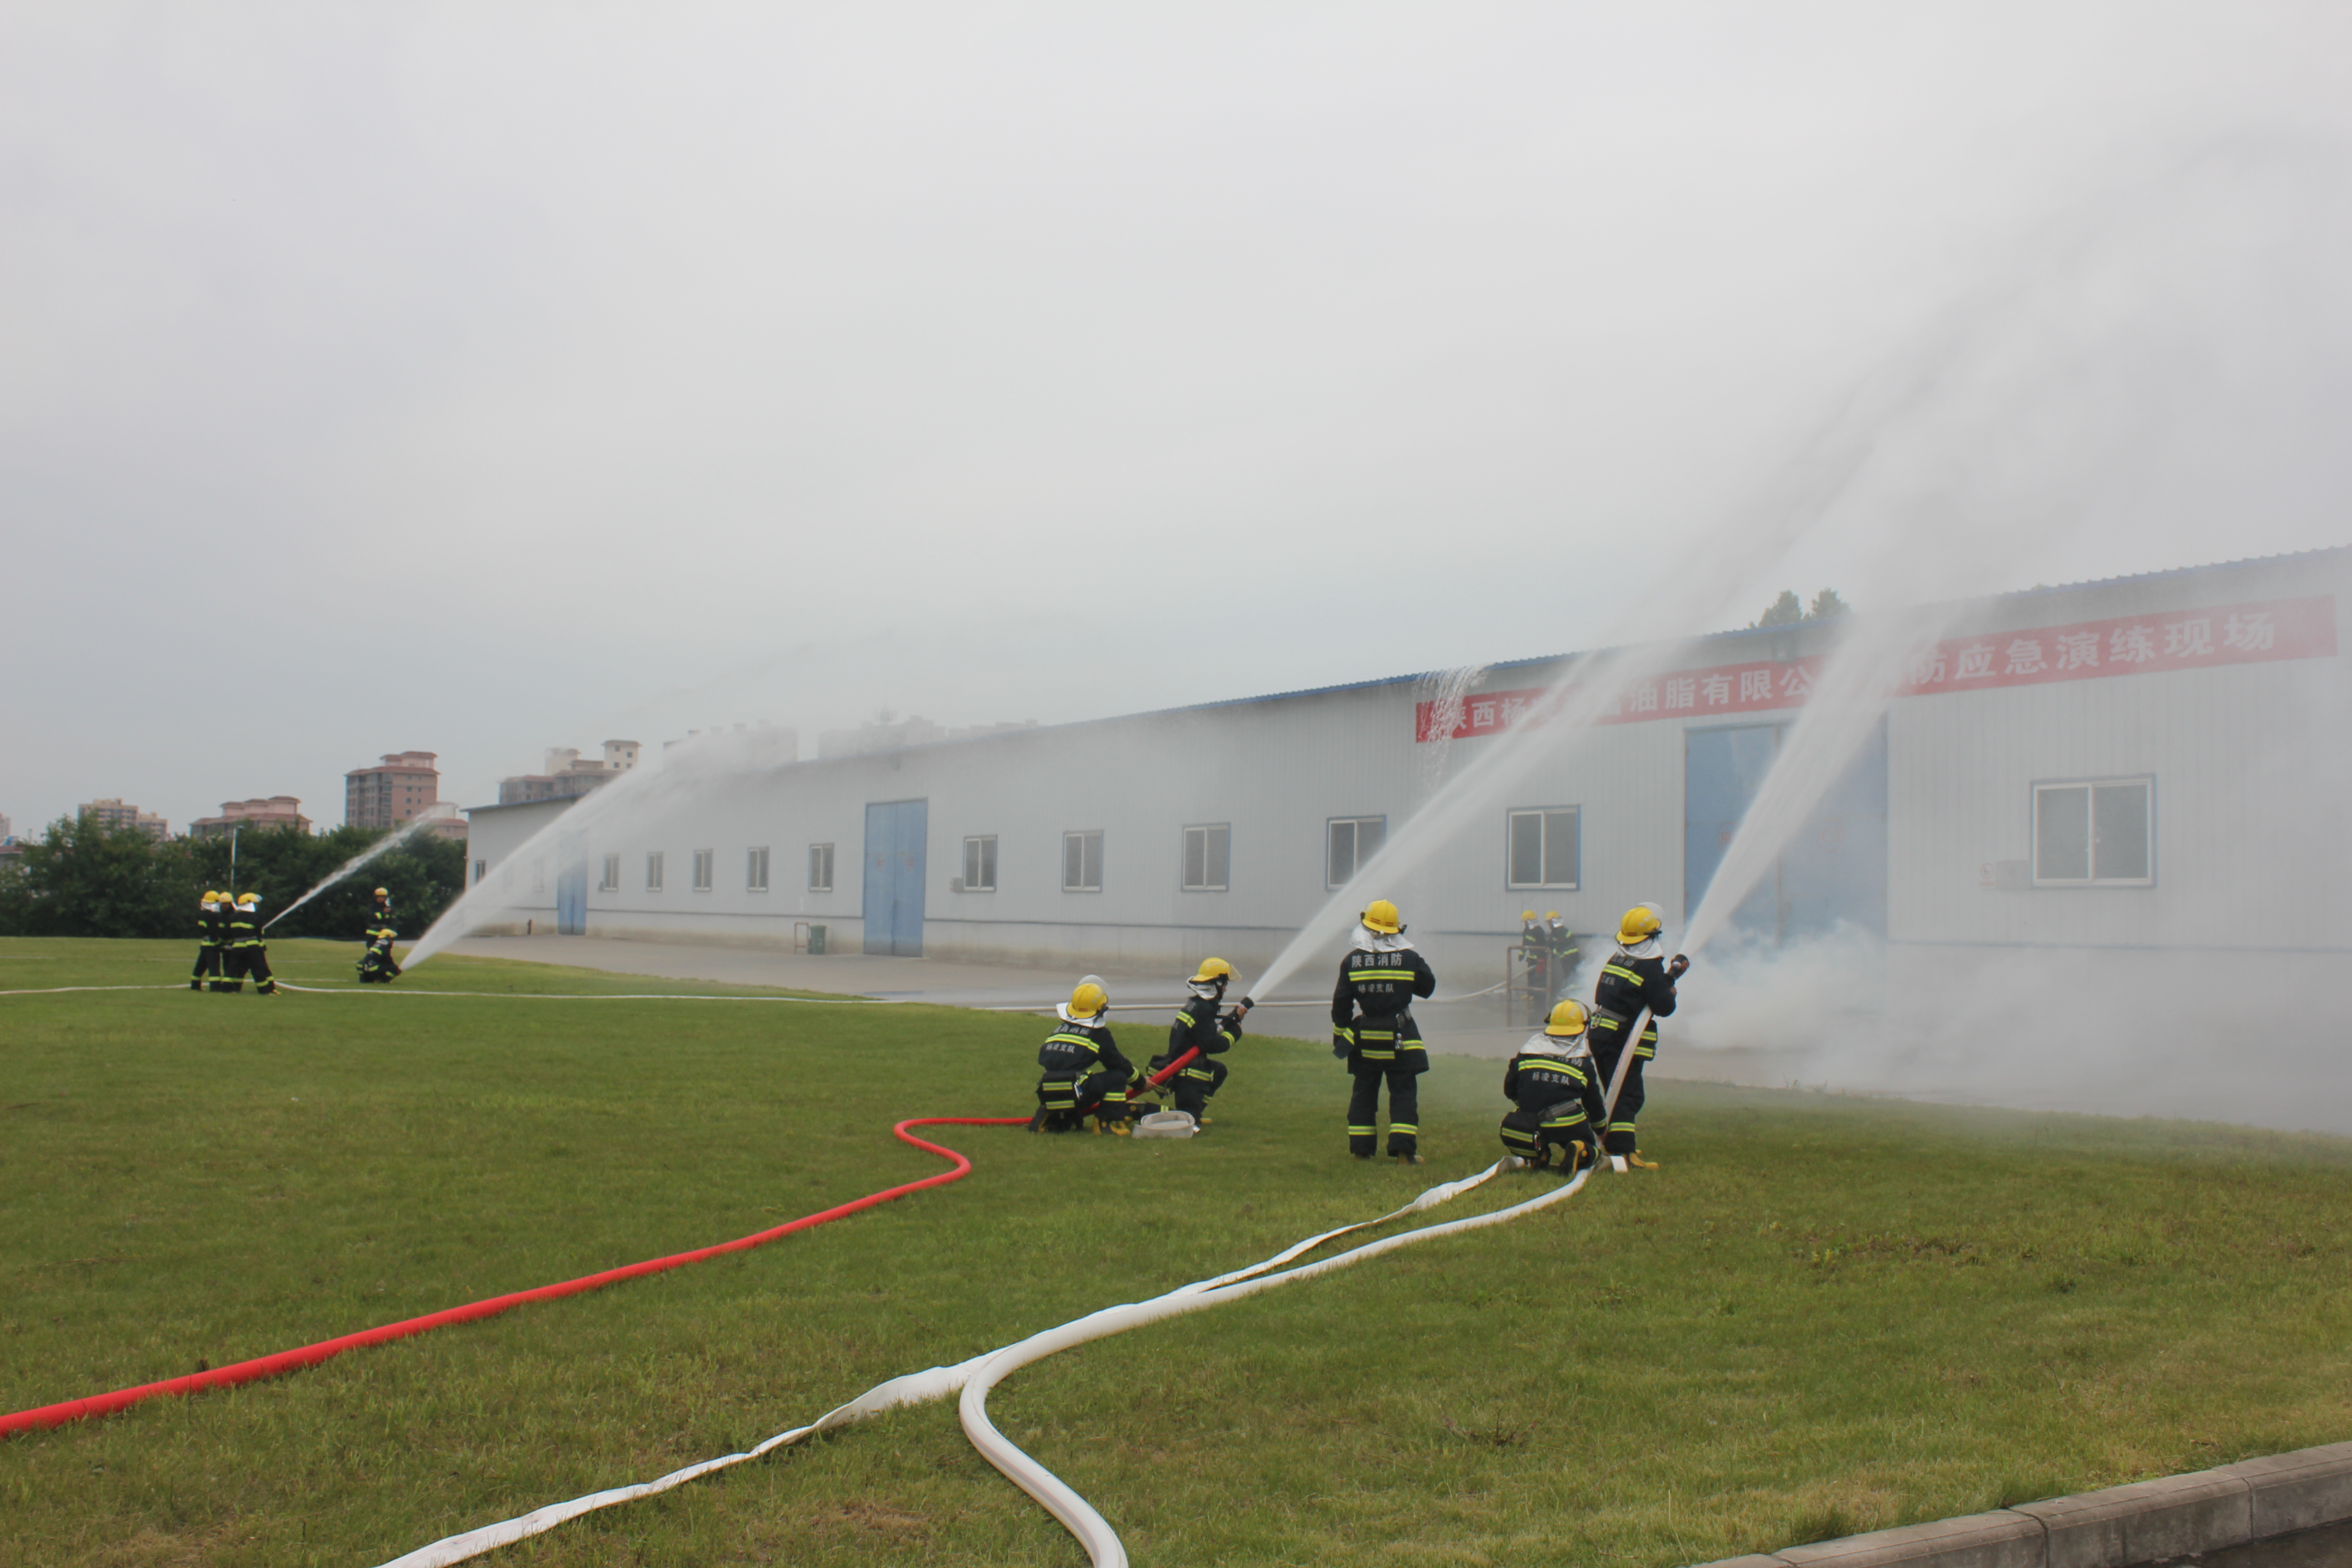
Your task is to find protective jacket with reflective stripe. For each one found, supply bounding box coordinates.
[1592,951,1676,1058]
[1331,945,1437,1068]
[1503,1049,1606,1132]
[1167,995,1239,1080]
[224,906,264,948]
[1036,1020,1132,1108]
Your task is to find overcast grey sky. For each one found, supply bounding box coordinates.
[5,2,2349,833]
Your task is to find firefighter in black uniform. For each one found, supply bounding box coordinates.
[358,886,401,983]
[1500,1000,1607,1172]
[1543,912,1582,1003]
[1519,911,1550,1011]
[222,891,279,996]
[1331,899,1438,1163]
[191,890,226,991]
[1589,904,1688,1167]
[1151,957,1250,1128]
[1031,980,1140,1133]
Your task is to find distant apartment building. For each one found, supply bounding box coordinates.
[188,797,310,838]
[497,740,642,805]
[79,798,170,839]
[0,811,12,841]
[346,751,442,830]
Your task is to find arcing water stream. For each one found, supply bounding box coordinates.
[263,814,439,932]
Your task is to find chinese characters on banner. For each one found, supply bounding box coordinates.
[1413,595,2338,743]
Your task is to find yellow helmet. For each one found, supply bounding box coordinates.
[236,892,260,906]
[1544,1000,1591,1037]
[1617,904,1662,944]
[1522,910,1536,921]
[1546,911,1560,921]
[203,891,221,903]
[373,887,388,898]
[1361,898,1402,934]
[1068,981,1108,1019]
[1189,957,1235,985]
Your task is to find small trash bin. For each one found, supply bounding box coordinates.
[807,924,826,955]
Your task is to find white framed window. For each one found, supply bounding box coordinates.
[2033,778,2153,886]
[693,849,715,892]
[1326,816,1386,889]
[1063,830,1104,892]
[808,843,834,892]
[962,834,998,892]
[747,846,769,892]
[1506,807,1580,890]
[1182,824,1230,891]
[647,852,665,892]
[599,853,620,892]
[474,858,486,884]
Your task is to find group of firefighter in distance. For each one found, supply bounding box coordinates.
[1029,899,1690,1171]
[189,885,403,995]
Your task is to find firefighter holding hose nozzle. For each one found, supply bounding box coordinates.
[1031,980,1142,1134]
[1500,1000,1607,1173]
[222,891,279,996]
[1148,958,1249,1130]
[1332,899,1436,1164]
[358,886,402,984]
[1589,904,1688,1168]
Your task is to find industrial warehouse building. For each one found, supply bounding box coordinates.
[462,548,2346,993]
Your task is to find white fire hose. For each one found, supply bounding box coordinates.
[375,1157,1595,1568]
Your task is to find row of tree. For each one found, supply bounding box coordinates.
[0,817,469,941]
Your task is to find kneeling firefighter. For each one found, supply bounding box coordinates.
[1150,957,1250,1128]
[223,891,279,996]
[1500,1000,1607,1172]
[358,886,401,983]
[1331,899,1437,1163]
[1031,980,1141,1133]
[1589,904,1689,1167]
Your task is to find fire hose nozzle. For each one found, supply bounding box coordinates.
[1236,995,1255,1011]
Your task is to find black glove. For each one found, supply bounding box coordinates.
[1331,1034,1351,1060]
[1667,954,1690,979]
[1223,1008,1246,1037]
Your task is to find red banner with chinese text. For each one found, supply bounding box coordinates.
[1413,594,2337,742]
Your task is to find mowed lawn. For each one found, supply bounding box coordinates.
[2,938,2348,1568]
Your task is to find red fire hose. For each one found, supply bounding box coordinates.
[0,1115,1027,1440]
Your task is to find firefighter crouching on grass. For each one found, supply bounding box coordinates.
[191,890,226,991]
[1150,957,1248,1130]
[1500,1000,1607,1174]
[1589,904,1689,1168]
[1332,898,1437,1164]
[358,886,402,984]
[222,891,279,996]
[1031,980,1142,1134]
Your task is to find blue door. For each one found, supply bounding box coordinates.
[556,835,588,936]
[862,799,928,956]
[1684,720,1886,945]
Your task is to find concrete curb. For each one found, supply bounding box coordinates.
[1689,1441,2352,1568]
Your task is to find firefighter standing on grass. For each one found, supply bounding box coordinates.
[191,890,226,991]
[1331,899,1437,1164]
[221,891,279,996]
[1499,1000,1607,1173]
[1151,958,1249,1129]
[1589,904,1688,1167]
[1031,980,1141,1134]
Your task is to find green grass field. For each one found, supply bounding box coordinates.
[3,936,2348,1568]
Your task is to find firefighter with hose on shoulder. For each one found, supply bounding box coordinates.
[1148,958,1250,1130]
[1031,979,1142,1134]
[358,885,402,984]
[191,890,227,992]
[1331,899,1437,1164]
[1500,1000,1608,1173]
[1589,903,1688,1167]
[222,891,280,996]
